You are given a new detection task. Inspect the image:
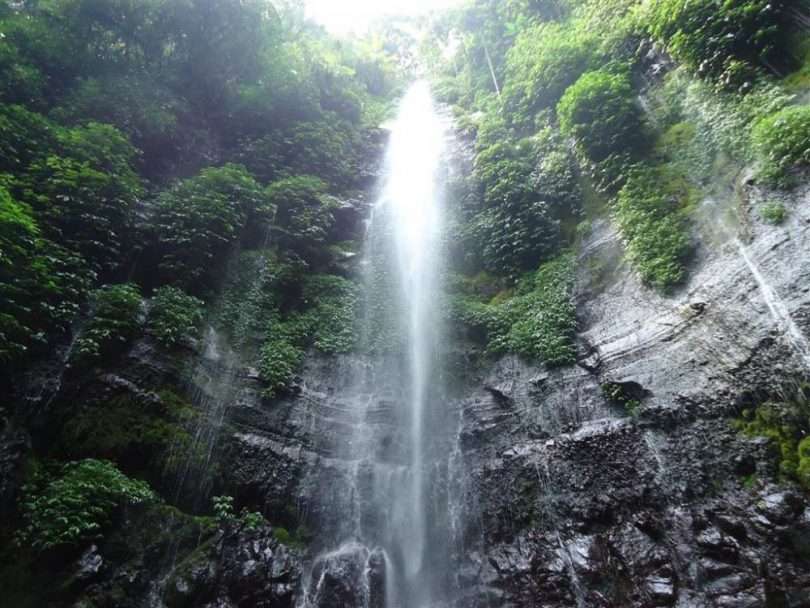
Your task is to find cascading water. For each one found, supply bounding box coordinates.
[387,80,444,580]
[299,81,451,608]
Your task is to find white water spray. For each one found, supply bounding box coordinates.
[299,81,448,608]
[384,81,445,577]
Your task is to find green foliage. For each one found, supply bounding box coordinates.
[0,185,94,366]
[0,0,398,400]
[558,69,645,163]
[735,387,810,489]
[760,202,787,225]
[466,121,579,278]
[73,284,142,366]
[0,186,40,362]
[752,105,810,186]
[644,0,786,87]
[212,495,266,532]
[646,69,791,181]
[153,164,272,292]
[237,118,362,189]
[258,274,359,397]
[19,122,142,271]
[298,275,360,354]
[59,389,196,481]
[259,338,305,399]
[601,382,641,415]
[53,74,185,178]
[503,22,598,124]
[215,250,295,351]
[18,459,155,553]
[450,254,576,366]
[0,104,55,174]
[265,176,338,258]
[614,166,692,290]
[147,287,205,348]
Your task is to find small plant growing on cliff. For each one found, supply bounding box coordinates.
[753,105,810,186]
[212,495,265,532]
[760,202,787,225]
[734,384,810,490]
[601,382,641,415]
[147,286,205,348]
[18,459,154,552]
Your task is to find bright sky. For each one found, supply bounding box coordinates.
[306,0,462,34]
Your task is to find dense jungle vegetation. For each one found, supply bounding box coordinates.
[423,0,810,360]
[1,0,810,603]
[0,0,402,596]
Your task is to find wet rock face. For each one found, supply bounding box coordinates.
[5,130,810,606]
[444,179,810,606]
[64,505,301,608]
[165,527,301,608]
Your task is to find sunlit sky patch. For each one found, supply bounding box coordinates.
[305,0,463,34]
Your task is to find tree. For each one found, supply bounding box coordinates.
[19,122,142,272]
[557,69,646,163]
[152,164,272,292]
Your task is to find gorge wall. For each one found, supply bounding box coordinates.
[2,1,810,607]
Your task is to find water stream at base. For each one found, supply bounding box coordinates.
[298,81,450,608]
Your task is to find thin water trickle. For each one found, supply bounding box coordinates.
[734,238,810,368]
[700,195,810,370]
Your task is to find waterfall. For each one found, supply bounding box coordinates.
[386,80,444,579]
[299,81,449,608]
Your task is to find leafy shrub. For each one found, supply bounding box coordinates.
[212,495,266,532]
[259,338,305,399]
[73,283,142,365]
[0,104,54,174]
[735,387,810,489]
[258,274,359,397]
[0,185,94,366]
[215,250,298,351]
[52,74,184,180]
[18,459,155,553]
[503,22,598,124]
[466,203,560,281]
[147,286,205,348]
[0,35,45,105]
[265,175,339,258]
[557,70,646,163]
[298,275,359,353]
[237,117,361,189]
[752,105,810,185]
[153,164,273,292]
[468,124,578,278]
[19,122,142,271]
[644,0,785,87]
[614,166,692,290]
[646,69,791,180]
[450,254,577,366]
[760,202,787,225]
[0,186,41,362]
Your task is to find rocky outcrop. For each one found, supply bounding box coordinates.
[446,179,810,606]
